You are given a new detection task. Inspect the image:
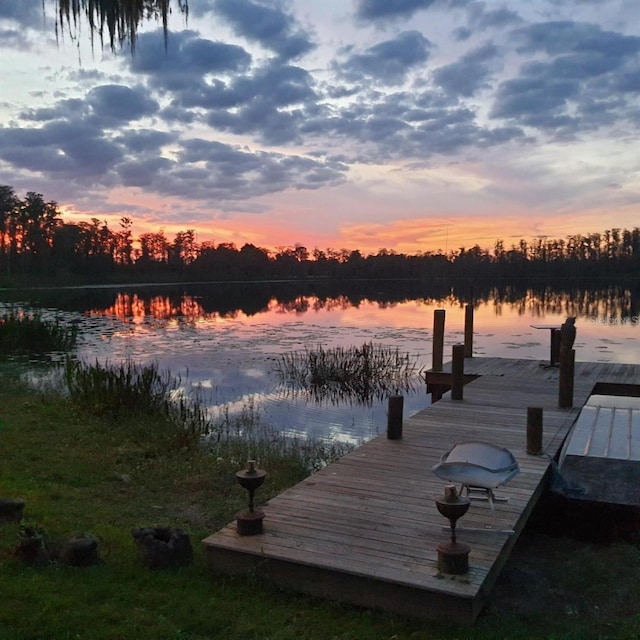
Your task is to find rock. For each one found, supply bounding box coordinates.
[59,532,101,567]
[0,497,25,524]
[13,524,53,566]
[131,526,193,569]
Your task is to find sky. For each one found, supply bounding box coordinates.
[1,0,639,256]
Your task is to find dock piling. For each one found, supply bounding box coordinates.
[550,328,562,366]
[526,407,543,454]
[451,344,465,400]
[387,395,404,439]
[558,348,575,408]
[432,309,445,372]
[464,305,474,358]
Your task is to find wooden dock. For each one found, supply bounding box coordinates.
[202,357,640,624]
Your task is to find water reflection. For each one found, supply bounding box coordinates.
[4,280,640,442]
[73,282,640,327]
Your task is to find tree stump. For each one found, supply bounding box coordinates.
[60,532,101,567]
[0,498,25,524]
[131,526,193,569]
[13,525,53,566]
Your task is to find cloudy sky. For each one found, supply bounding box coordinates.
[1,0,639,255]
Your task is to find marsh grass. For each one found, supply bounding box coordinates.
[60,358,355,466]
[0,309,77,358]
[63,358,209,449]
[275,342,422,405]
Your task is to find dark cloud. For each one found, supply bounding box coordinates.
[0,27,31,49]
[338,31,431,85]
[468,4,522,31]
[515,20,640,57]
[214,0,315,60]
[0,59,344,203]
[614,68,640,92]
[0,0,46,49]
[113,129,175,153]
[0,120,124,180]
[491,75,580,130]
[0,0,42,27]
[0,111,346,202]
[206,99,304,145]
[152,138,348,202]
[19,98,88,122]
[433,42,500,97]
[128,29,252,91]
[452,26,473,41]
[116,157,173,187]
[87,85,159,123]
[355,0,437,21]
[240,63,317,106]
[299,88,525,163]
[177,61,318,144]
[491,21,640,136]
[20,87,159,131]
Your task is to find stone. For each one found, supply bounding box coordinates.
[13,524,53,566]
[59,532,101,567]
[131,526,193,569]
[0,498,25,524]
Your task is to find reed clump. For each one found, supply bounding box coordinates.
[274,341,422,405]
[0,309,77,358]
[63,358,209,448]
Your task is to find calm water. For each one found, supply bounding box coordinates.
[4,281,640,443]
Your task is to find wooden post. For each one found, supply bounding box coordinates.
[558,348,575,408]
[464,305,473,358]
[432,309,445,371]
[550,328,561,366]
[526,407,543,455]
[387,395,404,439]
[451,344,465,401]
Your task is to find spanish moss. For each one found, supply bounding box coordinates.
[52,0,188,52]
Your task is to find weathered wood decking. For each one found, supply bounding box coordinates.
[202,357,640,624]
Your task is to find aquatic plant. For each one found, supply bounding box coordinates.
[0,309,78,358]
[274,342,422,405]
[63,358,209,447]
[61,356,353,464]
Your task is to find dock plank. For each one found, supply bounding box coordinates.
[203,357,640,624]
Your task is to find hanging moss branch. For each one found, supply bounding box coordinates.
[53,0,188,52]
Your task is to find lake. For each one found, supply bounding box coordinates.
[3,280,640,444]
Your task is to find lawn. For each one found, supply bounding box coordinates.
[1,368,639,640]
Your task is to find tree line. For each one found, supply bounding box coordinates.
[1,184,639,285]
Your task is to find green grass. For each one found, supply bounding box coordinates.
[1,369,639,639]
